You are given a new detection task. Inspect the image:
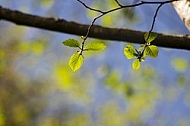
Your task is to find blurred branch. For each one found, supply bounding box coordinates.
[0,5,190,50]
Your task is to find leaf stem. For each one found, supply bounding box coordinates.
[146,3,163,41]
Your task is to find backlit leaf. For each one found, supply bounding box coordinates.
[69,52,84,71]
[144,32,157,43]
[132,59,141,70]
[145,45,158,58]
[124,44,137,59]
[62,39,80,48]
[85,42,106,52]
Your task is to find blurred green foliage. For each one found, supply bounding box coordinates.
[87,0,138,27]
[0,29,47,125]
[172,58,188,72]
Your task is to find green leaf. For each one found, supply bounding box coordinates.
[124,45,137,59]
[69,52,84,71]
[145,45,158,58]
[144,32,157,43]
[132,59,141,70]
[62,39,80,48]
[85,42,106,52]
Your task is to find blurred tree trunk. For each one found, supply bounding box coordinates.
[172,0,190,31]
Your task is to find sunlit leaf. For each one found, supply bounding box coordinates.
[85,42,106,52]
[124,44,137,59]
[132,59,141,70]
[62,39,80,48]
[69,52,84,71]
[144,32,157,43]
[145,45,158,58]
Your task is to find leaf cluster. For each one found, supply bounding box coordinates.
[62,32,158,71]
[124,32,158,70]
[62,39,106,71]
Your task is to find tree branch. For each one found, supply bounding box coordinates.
[0,5,190,50]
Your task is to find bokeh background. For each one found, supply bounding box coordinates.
[0,0,190,126]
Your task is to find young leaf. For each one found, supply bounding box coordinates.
[145,45,158,58]
[144,32,157,43]
[85,42,106,52]
[124,44,137,59]
[69,52,84,71]
[132,59,141,70]
[62,39,80,48]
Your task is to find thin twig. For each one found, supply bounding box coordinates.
[77,0,104,13]
[146,3,163,41]
[77,0,179,51]
[150,4,162,33]
[81,14,104,51]
[104,0,178,15]
[114,0,123,7]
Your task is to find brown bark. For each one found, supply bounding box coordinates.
[0,6,190,50]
